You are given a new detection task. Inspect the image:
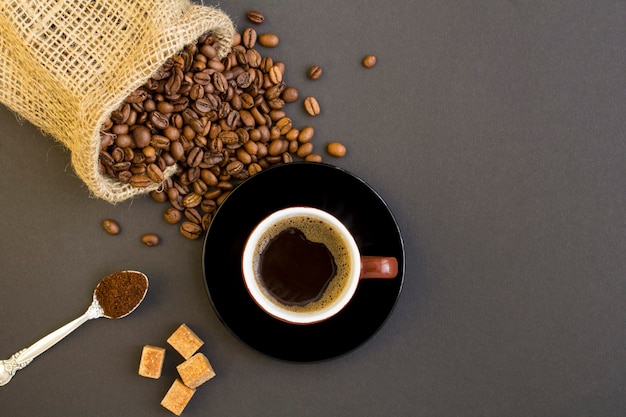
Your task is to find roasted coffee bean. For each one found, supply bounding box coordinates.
[213,72,228,93]
[130,163,147,175]
[184,208,202,224]
[179,221,202,240]
[129,174,152,187]
[200,169,219,186]
[298,126,315,143]
[193,178,209,195]
[303,96,320,116]
[305,153,323,163]
[102,219,120,235]
[193,97,214,113]
[269,65,283,84]
[275,116,292,134]
[247,10,265,24]
[265,82,285,100]
[186,147,204,167]
[242,27,257,49]
[151,189,168,203]
[275,61,286,75]
[157,101,174,114]
[307,65,323,80]
[117,170,132,183]
[146,163,165,183]
[126,89,148,103]
[193,71,211,85]
[327,142,347,157]
[288,139,299,154]
[170,141,185,161]
[248,162,263,176]
[132,126,152,148]
[268,139,288,156]
[182,192,203,208]
[151,134,170,149]
[163,207,182,224]
[226,160,244,175]
[281,87,299,103]
[141,233,160,246]
[149,111,169,130]
[113,161,131,172]
[296,142,314,158]
[111,147,125,163]
[236,148,252,164]
[200,198,217,213]
[362,54,377,68]
[114,133,131,148]
[258,33,279,48]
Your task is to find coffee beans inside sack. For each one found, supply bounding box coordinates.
[0,0,235,203]
[99,26,328,240]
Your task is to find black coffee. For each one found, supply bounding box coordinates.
[259,227,337,306]
[252,214,353,312]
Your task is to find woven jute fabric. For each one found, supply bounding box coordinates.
[0,0,234,202]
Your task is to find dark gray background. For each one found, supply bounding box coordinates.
[1,1,624,416]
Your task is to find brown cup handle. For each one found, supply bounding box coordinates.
[360,256,398,279]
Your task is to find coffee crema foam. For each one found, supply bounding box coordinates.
[252,215,353,314]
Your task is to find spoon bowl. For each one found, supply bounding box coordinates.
[0,270,148,386]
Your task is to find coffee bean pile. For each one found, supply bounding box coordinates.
[99,16,330,240]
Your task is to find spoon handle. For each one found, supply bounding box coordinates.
[1,301,103,385]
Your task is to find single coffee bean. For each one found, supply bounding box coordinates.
[258,33,280,48]
[226,160,244,175]
[275,116,292,135]
[129,174,152,187]
[141,233,160,246]
[201,213,212,231]
[132,125,151,148]
[242,27,257,49]
[102,219,120,235]
[281,87,299,103]
[362,54,377,68]
[126,89,148,103]
[269,65,283,84]
[247,10,265,24]
[303,96,320,116]
[307,65,323,80]
[149,111,169,130]
[157,101,174,114]
[146,163,165,183]
[327,142,347,157]
[193,71,211,85]
[179,221,203,240]
[184,208,203,224]
[296,142,314,158]
[183,192,203,208]
[151,134,170,149]
[186,147,204,167]
[163,207,182,224]
[304,153,323,163]
[151,189,168,203]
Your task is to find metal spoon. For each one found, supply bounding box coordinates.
[0,270,148,386]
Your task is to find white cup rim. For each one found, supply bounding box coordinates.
[242,207,361,324]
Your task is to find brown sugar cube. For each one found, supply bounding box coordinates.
[176,352,216,389]
[138,345,166,379]
[161,378,196,416]
[167,324,204,359]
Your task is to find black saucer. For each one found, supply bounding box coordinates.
[202,162,405,362]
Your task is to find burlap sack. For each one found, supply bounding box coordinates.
[0,0,234,202]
